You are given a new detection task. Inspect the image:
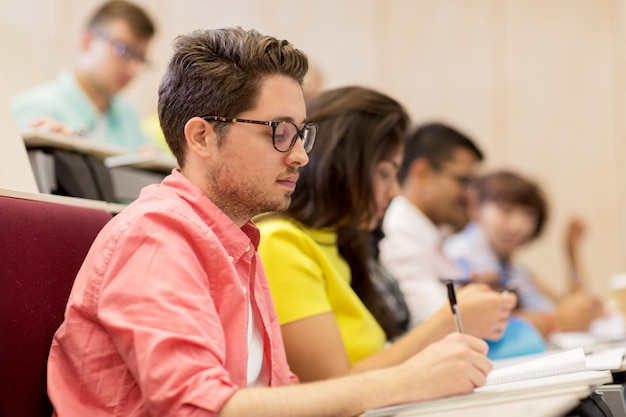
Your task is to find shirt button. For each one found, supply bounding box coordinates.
[228,255,234,263]
[242,286,247,295]
[245,245,251,252]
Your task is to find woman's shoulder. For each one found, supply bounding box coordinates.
[257,216,337,249]
[257,216,304,237]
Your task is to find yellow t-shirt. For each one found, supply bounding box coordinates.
[257,217,386,364]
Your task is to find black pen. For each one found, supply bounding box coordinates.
[445,279,464,333]
[438,277,472,286]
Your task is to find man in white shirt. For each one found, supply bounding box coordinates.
[380,123,515,332]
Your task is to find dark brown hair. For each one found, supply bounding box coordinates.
[398,122,484,184]
[284,86,410,339]
[87,0,155,40]
[477,170,548,240]
[158,28,308,167]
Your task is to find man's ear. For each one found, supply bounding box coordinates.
[184,117,216,159]
[79,30,94,52]
[408,158,433,180]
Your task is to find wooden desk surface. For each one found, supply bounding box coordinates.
[21,127,126,158]
[0,188,127,214]
[378,392,582,417]
[366,371,611,417]
[21,128,178,172]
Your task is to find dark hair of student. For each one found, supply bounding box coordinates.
[87,0,156,40]
[477,170,548,241]
[398,122,484,184]
[158,27,309,167]
[283,85,410,339]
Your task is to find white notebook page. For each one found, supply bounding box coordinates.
[485,348,586,386]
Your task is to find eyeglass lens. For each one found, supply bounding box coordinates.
[110,40,147,64]
[273,123,316,152]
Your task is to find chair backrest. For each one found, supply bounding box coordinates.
[0,195,112,417]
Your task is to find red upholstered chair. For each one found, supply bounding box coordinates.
[0,195,112,417]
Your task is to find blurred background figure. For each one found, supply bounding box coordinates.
[378,122,540,360]
[12,0,156,153]
[302,62,325,104]
[380,122,487,327]
[444,170,605,337]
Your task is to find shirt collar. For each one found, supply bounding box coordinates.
[391,195,444,249]
[160,169,260,257]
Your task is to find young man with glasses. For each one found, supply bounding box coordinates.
[47,28,492,416]
[379,123,518,332]
[12,0,156,152]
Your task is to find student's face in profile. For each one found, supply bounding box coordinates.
[479,201,538,258]
[428,147,479,227]
[82,19,150,96]
[369,147,403,230]
[202,74,309,221]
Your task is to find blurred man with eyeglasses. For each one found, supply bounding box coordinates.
[380,124,556,361]
[379,123,519,330]
[12,0,156,152]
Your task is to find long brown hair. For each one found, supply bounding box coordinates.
[284,86,410,339]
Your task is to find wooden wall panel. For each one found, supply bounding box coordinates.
[502,0,620,293]
[1,0,624,293]
[387,0,498,148]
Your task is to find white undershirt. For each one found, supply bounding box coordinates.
[247,298,268,386]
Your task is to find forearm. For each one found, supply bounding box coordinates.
[220,332,491,417]
[349,307,454,374]
[219,368,403,417]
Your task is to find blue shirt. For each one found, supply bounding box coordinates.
[12,71,152,152]
[444,222,555,312]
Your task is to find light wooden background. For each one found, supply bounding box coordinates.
[2,0,625,296]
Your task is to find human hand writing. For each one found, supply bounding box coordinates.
[391,333,492,403]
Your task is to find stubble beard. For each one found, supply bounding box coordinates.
[207,165,293,223]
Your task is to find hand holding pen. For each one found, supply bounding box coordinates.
[443,280,517,340]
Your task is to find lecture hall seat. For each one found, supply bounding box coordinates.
[0,195,112,417]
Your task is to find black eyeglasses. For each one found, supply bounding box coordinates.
[202,116,317,153]
[93,29,149,65]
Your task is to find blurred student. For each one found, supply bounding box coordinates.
[47,28,493,416]
[444,170,604,336]
[257,87,514,382]
[302,63,324,103]
[379,124,549,360]
[12,0,156,152]
[379,122,494,327]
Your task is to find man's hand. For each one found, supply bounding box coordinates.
[392,333,492,403]
[554,290,604,331]
[457,283,517,340]
[29,117,75,136]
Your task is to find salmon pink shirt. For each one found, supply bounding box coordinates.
[48,169,296,417]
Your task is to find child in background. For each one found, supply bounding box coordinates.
[444,170,605,337]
